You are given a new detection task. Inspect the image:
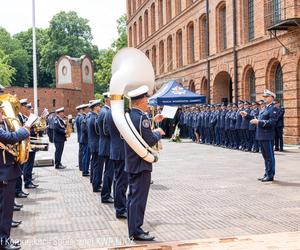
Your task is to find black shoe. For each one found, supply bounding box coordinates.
[0,241,21,250]
[261,176,274,182]
[116,212,127,219]
[132,233,155,241]
[102,197,114,204]
[13,206,21,212]
[11,220,22,228]
[82,173,90,177]
[15,192,28,198]
[150,180,154,185]
[25,183,38,189]
[257,176,266,181]
[55,165,66,169]
[93,188,101,193]
[14,203,23,208]
[274,148,279,151]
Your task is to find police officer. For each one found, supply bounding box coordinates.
[240,101,251,151]
[79,104,90,176]
[249,101,260,152]
[219,103,227,146]
[125,85,164,241]
[53,107,67,169]
[97,93,114,203]
[87,100,102,192]
[274,100,284,151]
[229,103,238,149]
[241,89,279,182]
[224,104,232,148]
[75,105,84,171]
[15,99,29,199]
[23,103,39,189]
[105,107,128,218]
[46,112,55,143]
[0,101,31,250]
[235,101,244,150]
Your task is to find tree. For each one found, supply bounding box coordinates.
[0,27,30,87]
[0,49,16,86]
[94,15,127,94]
[14,28,53,87]
[40,11,99,80]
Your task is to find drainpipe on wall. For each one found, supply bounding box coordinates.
[206,0,210,103]
[233,0,238,102]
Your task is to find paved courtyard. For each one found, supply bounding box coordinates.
[12,134,300,249]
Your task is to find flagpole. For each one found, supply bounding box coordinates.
[32,0,38,116]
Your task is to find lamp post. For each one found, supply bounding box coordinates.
[32,0,38,116]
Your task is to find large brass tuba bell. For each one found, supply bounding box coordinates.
[0,94,30,164]
[109,48,159,163]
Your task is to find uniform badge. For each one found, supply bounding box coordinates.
[142,119,150,128]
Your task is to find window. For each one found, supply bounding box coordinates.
[138,16,143,43]
[145,50,150,58]
[152,46,157,74]
[217,3,227,51]
[249,69,256,101]
[151,3,156,34]
[133,22,137,47]
[273,0,282,23]
[199,15,208,59]
[166,0,172,22]
[175,0,181,15]
[167,35,173,71]
[275,64,283,105]
[176,30,183,68]
[52,99,56,107]
[248,0,254,40]
[67,99,70,107]
[37,99,40,108]
[187,21,195,64]
[144,10,149,39]
[129,26,133,47]
[189,80,195,93]
[159,40,165,74]
[158,0,163,28]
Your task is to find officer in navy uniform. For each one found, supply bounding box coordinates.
[46,112,55,143]
[274,100,284,151]
[79,104,90,176]
[53,108,67,169]
[97,93,114,203]
[0,100,30,250]
[87,100,102,192]
[125,85,164,241]
[224,104,232,147]
[23,103,39,189]
[229,103,238,149]
[15,99,29,199]
[105,107,128,218]
[75,105,84,171]
[219,103,227,146]
[249,101,260,152]
[241,89,279,182]
[240,101,251,151]
[235,101,244,150]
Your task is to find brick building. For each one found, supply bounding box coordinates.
[4,55,94,116]
[126,0,300,144]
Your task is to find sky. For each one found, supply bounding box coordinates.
[0,0,126,49]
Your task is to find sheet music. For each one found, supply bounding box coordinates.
[24,113,38,127]
[161,106,178,119]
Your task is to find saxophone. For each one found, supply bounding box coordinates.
[0,94,30,164]
[64,117,72,138]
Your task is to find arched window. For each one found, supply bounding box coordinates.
[145,50,150,59]
[158,0,164,28]
[127,0,132,17]
[217,3,227,51]
[248,69,256,101]
[199,15,208,59]
[189,80,195,93]
[144,10,149,39]
[187,21,195,64]
[167,35,173,71]
[166,0,172,22]
[151,3,156,34]
[152,45,157,74]
[133,22,137,47]
[138,16,143,43]
[128,26,133,47]
[176,29,183,68]
[159,40,165,74]
[175,0,182,15]
[275,64,283,105]
[52,99,56,107]
[186,0,193,8]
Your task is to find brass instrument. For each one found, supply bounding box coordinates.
[64,117,73,138]
[150,107,162,151]
[0,94,30,164]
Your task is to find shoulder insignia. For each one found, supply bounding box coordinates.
[142,119,150,128]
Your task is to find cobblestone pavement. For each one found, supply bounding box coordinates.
[12,134,300,250]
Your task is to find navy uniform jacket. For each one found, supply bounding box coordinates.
[87,112,100,153]
[209,111,217,128]
[220,110,227,129]
[229,111,237,130]
[241,108,251,130]
[246,103,279,141]
[75,113,82,143]
[235,109,244,129]
[53,116,66,143]
[249,108,259,131]
[17,113,27,126]
[79,113,88,144]
[97,106,111,157]
[276,107,285,128]
[105,109,125,161]
[124,108,161,174]
[204,111,210,128]
[225,110,232,130]
[0,124,29,181]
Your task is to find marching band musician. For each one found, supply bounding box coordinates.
[15,99,29,199]
[125,85,165,241]
[53,107,67,169]
[0,101,31,250]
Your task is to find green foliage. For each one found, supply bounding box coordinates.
[111,14,128,51]
[0,49,16,86]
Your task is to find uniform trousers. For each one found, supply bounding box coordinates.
[275,127,284,151]
[113,160,128,215]
[23,151,36,186]
[100,157,114,201]
[15,165,24,194]
[54,142,65,167]
[127,171,151,237]
[82,144,90,175]
[0,179,16,242]
[259,140,275,178]
[78,143,85,171]
[90,153,102,190]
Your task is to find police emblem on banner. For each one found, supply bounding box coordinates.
[171,86,186,95]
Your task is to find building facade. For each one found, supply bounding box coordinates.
[4,55,94,116]
[126,0,300,144]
